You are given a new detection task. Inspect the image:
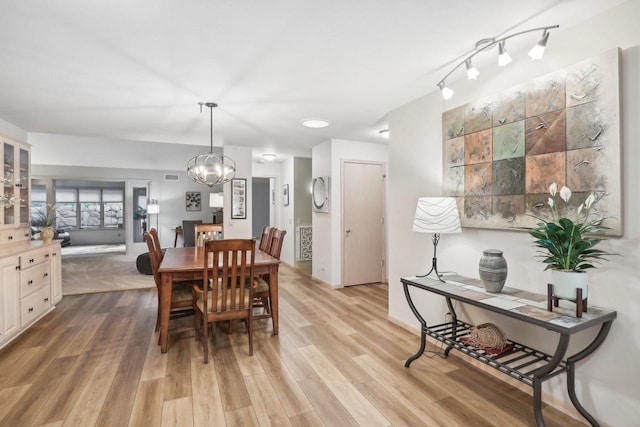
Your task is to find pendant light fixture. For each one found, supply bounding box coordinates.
[187,102,236,187]
[437,24,559,100]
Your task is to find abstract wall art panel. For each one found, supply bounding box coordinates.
[442,48,622,235]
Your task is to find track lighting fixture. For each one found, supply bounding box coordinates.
[436,25,558,99]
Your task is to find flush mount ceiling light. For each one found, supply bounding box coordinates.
[301,118,330,128]
[262,153,277,161]
[437,24,559,100]
[187,102,236,187]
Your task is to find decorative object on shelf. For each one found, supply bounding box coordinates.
[312,176,329,212]
[523,183,617,315]
[185,192,201,211]
[40,226,54,244]
[478,249,508,293]
[412,197,461,282]
[442,48,622,236]
[231,178,246,219]
[437,25,559,100]
[0,194,19,207]
[466,323,507,350]
[187,102,236,187]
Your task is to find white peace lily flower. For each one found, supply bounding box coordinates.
[547,198,554,208]
[577,204,583,215]
[559,186,571,202]
[585,193,596,209]
[549,182,558,197]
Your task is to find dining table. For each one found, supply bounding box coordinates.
[157,245,281,353]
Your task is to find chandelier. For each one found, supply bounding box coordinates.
[437,25,559,100]
[187,102,236,187]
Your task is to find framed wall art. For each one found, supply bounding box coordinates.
[185,191,201,211]
[231,178,246,219]
[442,48,622,236]
[312,176,330,213]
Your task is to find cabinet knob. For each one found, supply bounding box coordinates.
[44,298,49,302]
[28,307,34,313]
[28,279,33,285]
[45,253,50,258]
[44,273,48,277]
[8,236,12,240]
[29,258,34,263]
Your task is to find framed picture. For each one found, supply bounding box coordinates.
[283,184,289,206]
[231,178,246,219]
[185,191,201,211]
[312,176,330,213]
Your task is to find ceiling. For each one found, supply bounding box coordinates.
[0,0,625,163]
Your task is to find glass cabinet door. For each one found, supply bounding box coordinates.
[19,147,29,225]
[3,142,15,227]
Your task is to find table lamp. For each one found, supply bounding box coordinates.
[147,199,159,230]
[209,192,224,224]
[412,197,461,282]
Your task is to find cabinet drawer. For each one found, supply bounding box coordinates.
[20,262,50,298]
[0,228,30,245]
[20,285,51,327]
[19,250,48,270]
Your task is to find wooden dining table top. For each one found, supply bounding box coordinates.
[158,245,279,273]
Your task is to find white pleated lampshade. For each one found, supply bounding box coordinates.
[412,197,461,234]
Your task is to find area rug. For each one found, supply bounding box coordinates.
[62,253,155,295]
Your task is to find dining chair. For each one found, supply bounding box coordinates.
[143,231,194,337]
[253,228,286,328]
[258,225,274,252]
[195,223,224,246]
[193,238,256,363]
[182,220,203,247]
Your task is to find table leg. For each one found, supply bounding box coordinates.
[565,321,612,427]
[269,265,279,335]
[159,272,173,353]
[403,282,428,367]
[530,333,570,427]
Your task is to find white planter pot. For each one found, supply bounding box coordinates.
[551,269,588,300]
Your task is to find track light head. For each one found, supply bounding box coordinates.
[465,59,480,80]
[498,41,512,67]
[438,81,454,100]
[528,30,550,60]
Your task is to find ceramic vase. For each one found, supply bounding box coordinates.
[41,226,54,244]
[551,269,588,300]
[479,249,508,293]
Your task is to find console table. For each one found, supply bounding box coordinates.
[402,275,616,427]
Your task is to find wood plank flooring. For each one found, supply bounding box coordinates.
[0,264,587,426]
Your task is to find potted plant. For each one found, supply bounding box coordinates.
[33,204,58,244]
[523,183,616,300]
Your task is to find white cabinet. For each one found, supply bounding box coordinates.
[0,136,30,242]
[0,241,61,349]
[0,255,19,345]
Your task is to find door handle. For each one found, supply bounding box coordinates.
[345,229,351,234]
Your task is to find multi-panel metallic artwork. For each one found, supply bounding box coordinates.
[443,48,622,236]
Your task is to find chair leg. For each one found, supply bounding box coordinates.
[203,315,209,364]
[248,316,254,356]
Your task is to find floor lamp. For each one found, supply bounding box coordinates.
[412,197,461,282]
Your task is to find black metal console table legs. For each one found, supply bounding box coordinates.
[402,280,614,427]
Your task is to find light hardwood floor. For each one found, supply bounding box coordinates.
[0,264,587,426]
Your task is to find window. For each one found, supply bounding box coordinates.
[55,186,124,230]
[30,184,47,225]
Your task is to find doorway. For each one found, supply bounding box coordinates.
[342,161,385,286]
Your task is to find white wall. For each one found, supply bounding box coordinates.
[221,145,253,239]
[0,118,27,141]
[388,2,640,425]
[312,138,388,286]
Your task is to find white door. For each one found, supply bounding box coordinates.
[342,161,385,286]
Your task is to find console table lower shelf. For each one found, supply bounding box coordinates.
[402,275,616,427]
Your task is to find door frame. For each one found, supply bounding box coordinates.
[340,159,387,286]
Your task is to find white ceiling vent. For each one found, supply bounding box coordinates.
[164,174,180,181]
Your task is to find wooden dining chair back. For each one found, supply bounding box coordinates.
[143,231,194,335]
[268,228,287,260]
[195,223,224,246]
[258,226,274,252]
[193,238,256,363]
[253,228,286,329]
[149,228,163,262]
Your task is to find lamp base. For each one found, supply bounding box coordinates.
[416,233,445,282]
